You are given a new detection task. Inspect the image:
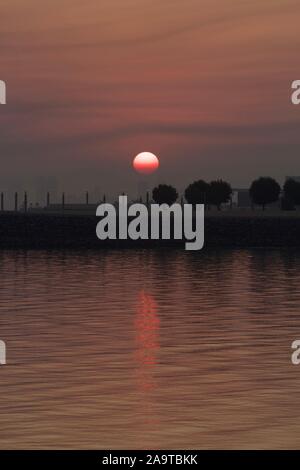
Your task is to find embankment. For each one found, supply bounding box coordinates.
[0,212,300,249]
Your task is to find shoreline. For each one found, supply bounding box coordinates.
[1,211,300,249]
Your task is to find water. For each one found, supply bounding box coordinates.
[0,249,300,449]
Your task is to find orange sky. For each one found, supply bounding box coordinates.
[1,0,300,200]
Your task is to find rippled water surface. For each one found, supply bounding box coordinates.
[1,249,300,449]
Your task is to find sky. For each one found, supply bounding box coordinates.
[0,0,300,203]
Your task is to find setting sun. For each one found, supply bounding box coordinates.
[133,152,159,175]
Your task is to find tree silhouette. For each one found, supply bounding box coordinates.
[249,177,281,210]
[152,184,178,205]
[208,179,232,210]
[184,180,209,205]
[283,178,300,207]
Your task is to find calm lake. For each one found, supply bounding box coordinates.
[0,249,300,449]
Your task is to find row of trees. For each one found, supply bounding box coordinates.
[152,179,232,209]
[151,177,300,210]
[249,177,300,210]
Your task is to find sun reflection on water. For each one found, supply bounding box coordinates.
[134,290,161,434]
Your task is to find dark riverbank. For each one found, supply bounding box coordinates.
[0,211,300,249]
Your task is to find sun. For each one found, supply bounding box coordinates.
[133,152,159,175]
